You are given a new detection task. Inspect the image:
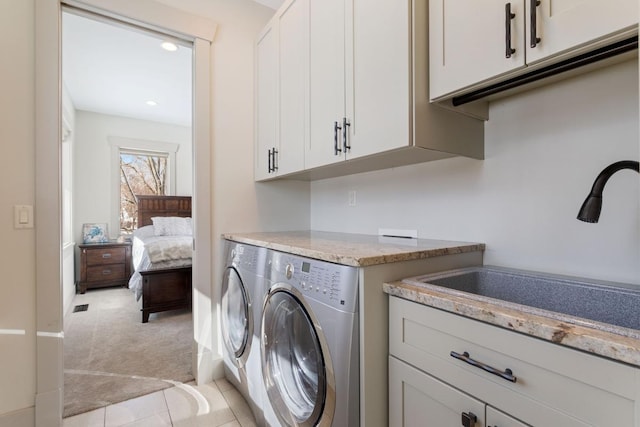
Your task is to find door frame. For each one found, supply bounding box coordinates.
[34,1,217,424]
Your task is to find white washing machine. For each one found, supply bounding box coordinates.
[221,240,268,425]
[260,249,359,427]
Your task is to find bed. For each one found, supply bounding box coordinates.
[129,195,193,323]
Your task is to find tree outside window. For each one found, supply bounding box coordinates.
[120,150,168,233]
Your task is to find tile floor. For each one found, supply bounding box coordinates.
[62,379,256,427]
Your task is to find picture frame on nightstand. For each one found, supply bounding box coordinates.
[82,223,109,244]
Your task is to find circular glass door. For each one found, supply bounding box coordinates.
[221,266,252,367]
[261,285,335,427]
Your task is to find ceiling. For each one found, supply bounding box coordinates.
[62,1,283,128]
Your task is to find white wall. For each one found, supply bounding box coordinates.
[73,110,192,244]
[0,0,36,418]
[312,59,640,286]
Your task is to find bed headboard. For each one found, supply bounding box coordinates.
[136,195,192,227]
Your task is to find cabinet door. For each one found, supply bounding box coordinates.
[487,406,530,427]
[255,21,278,181]
[347,0,411,159]
[306,0,346,169]
[389,356,486,427]
[526,0,637,64]
[276,0,307,175]
[429,0,526,100]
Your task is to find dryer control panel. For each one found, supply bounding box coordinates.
[268,250,359,313]
[226,241,268,278]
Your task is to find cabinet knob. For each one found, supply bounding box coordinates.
[461,411,477,427]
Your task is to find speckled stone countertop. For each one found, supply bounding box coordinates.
[222,230,485,267]
[383,278,640,368]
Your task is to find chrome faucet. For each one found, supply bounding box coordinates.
[577,160,639,223]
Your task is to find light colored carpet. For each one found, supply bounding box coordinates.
[63,287,194,418]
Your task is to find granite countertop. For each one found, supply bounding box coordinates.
[222,230,485,267]
[383,278,640,368]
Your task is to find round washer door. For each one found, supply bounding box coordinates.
[221,266,253,367]
[261,284,335,427]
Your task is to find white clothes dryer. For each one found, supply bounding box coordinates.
[261,249,359,427]
[221,240,268,425]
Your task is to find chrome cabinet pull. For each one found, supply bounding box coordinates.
[272,148,278,171]
[102,269,112,275]
[334,121,342,155]
[450,351,517,383]
[505,3,516,58]
[342,117,351,152]
[530,0,541,48]
[102,253,112,259]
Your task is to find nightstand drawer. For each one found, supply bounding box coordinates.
[86,264,126,282]
[85,247,126,266]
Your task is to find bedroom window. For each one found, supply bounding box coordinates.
[119,149,169,233]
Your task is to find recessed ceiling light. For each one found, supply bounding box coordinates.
[146,100,158,106]
[161,41,178,52]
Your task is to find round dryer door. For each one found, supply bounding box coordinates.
[221,266,252,366]
[261,285,335,427]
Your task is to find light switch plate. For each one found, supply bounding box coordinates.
[14,205,34,229]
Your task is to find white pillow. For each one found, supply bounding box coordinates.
[151,216,192,236]
[133,224,155,239]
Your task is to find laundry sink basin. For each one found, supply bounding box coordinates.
[406,266,640,336]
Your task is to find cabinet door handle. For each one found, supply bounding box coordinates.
[334,121,342,155]
[450,351,517,383]
[102,253,112,259]
[461,411,477,427]
[272,148,278,171]
[268,148,273,173]
[530,0,541,48]
[342,117,351,152]
[505,3,516,58]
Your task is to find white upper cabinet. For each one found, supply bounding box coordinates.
[306,0,346,169]
[254,0,307,180]
[277,0,307,176]
[429,0,638,101]
[346,0,412,160]
[527,0,638,64]
[256,0,485,182]
[255,22,278,181]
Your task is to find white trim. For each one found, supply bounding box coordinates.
[63,0,217,42]
[37,331,65,339]
[0,329,27,335]
[36,2,215,425]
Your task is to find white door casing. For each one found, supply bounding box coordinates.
[34,1,216,425]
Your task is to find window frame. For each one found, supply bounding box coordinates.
[109,136,179,235]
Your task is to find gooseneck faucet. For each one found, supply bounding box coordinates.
[577,160,639,223]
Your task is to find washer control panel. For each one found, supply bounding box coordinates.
[227,241,268,277]
[268,250,358,313]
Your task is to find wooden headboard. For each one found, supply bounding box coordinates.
[136,195,192,227]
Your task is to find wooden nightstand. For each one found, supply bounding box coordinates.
[77,241,132,294]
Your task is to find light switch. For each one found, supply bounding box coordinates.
[14,205,33,229]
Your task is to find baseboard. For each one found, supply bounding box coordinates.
[35,388,62,427]
[193,341,222,384]
[0,407,35,427]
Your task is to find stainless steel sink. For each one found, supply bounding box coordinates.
[406,266,640,335]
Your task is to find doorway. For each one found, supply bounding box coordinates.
[61,9,195,417]
[35,2,216,424]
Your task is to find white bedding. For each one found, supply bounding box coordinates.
[128,225,193,301]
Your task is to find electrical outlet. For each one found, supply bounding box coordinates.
[348,190,357,206]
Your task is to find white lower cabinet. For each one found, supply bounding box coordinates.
[389,296,640,427]
[390,356,529,426]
